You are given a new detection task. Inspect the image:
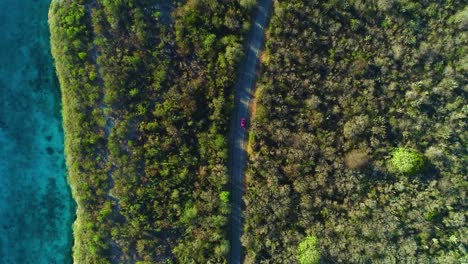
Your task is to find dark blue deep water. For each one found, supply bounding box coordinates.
[0,1,75,263]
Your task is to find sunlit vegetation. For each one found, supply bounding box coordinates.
[388,147,426,176]
[244,0,467,263]
[297,235,320,264]
[50,0,253,262]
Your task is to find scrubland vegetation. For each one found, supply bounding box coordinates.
[50,0,467,263]
[244,0,467,263]
[50,0,253,262]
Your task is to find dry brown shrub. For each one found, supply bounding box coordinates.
[345,149,369,169]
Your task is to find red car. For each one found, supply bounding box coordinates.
[240,118,246,128]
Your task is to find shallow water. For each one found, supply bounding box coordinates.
[0,1,75,263]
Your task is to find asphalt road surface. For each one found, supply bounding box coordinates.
[228,1,273,263]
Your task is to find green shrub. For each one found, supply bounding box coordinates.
[297,235,320,264]
[240,0,256,9]
[388,148,425,175]
[220,191,229,204]
[78,52,87,60]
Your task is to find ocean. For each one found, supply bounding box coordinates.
[0,0,75,263]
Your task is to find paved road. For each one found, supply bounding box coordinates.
[228,1,273,263]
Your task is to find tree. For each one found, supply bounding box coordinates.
[388,148,425,175]
[297,235,320,264]
[240,0,256,10]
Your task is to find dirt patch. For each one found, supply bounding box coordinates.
[250,96,258,118]
[260,50,270,65]
[246,87,262,156]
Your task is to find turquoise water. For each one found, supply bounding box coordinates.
[0,1,75,263]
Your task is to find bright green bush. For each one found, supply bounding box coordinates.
[297,235,320,264]
[220,191,230,204]
[388,148,426,175]
[78,52,87,60]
